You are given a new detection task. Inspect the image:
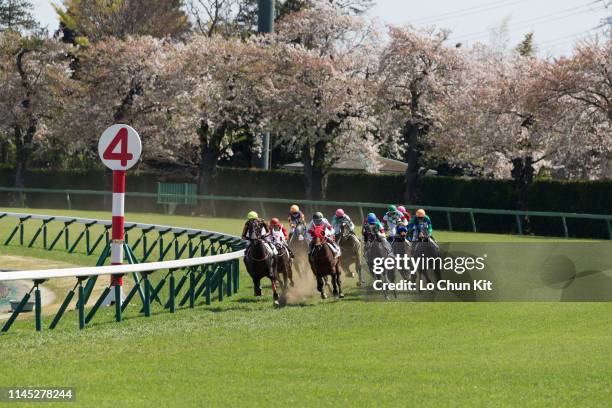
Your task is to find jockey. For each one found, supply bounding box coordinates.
[241,211,276,255]
[331,208,355,239]
[362,213,385,242]
[407,209,434,241]
[382,205,405,240]
[397,206,411,225]
[287,204,305,237]
[241,211,268,240]
[394,225,409,241]
[269,217,288,243]
[307,212,340,257]
[269,217,294,258]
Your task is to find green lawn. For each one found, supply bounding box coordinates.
[0,208,610,407]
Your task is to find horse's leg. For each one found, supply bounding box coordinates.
[316,275,327,299]
[270,277,280,307]
[287,255,294,286]
[335,263,344,298]
[355,248,364,287]
[331,270,339,296]
[254,274,262,296]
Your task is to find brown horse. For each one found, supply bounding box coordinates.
[244,238,280,307]
[274,243,294,288]
[308,225,344,299]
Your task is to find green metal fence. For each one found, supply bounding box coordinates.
[0,211,244,333]
[1,186,611,239]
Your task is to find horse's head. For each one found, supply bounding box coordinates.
[339,220,351,237]
[416,223,430,242]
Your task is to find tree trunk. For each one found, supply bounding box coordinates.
[196,121,224,213]
[402,121,423,204]
[511,156,535,233]
[12,122,36,207]
[302,140,328,200]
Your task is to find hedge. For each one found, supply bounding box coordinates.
[0,166,610,238]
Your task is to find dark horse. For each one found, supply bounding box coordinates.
[288,223,309,276]
[308,225,344,299]
[336,220,364,286]
[274,242,294,289]
[391,233,413,282]
[363,225,396,300]
[411,225,441,288]
[244,238,280,306]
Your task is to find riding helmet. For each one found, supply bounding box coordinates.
[367,213,377,224]
[290,204,300,213]
[335,208,345,217]
[247,211,258,220]
[270,217,280,225]
[416,209,426,217]
[387,204,397,212]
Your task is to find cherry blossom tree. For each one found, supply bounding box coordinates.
[541,38,612,179]
[270,5,379,199]
[376,25,464,204]
[0,31,76,189]
[59,35,172,168]
[157,35,275,195]
[434,50,573,217]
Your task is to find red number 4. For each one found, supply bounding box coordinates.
[103,128,133,166]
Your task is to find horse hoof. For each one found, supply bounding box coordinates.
[339,292,345,299]
[273,300,280,308]
[321,292,327,299]
[356,281,362,287]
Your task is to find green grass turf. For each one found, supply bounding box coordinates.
[0,208,610,407]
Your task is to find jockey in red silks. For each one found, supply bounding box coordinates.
[397,206,411,224]
[307,212,340,257]
[269,217,294,258]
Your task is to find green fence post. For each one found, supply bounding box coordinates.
[232,259,239,293]
[78,281,85,330]
[218,265,224,302]
[516,215,523,235]
[210,197,217,217]
[19,221,24,246]
[606,220,612,240]
[143,273,151,317]
[34,281,43,332]
[446,211,453,231]
[259,202,267,219]
[562,216,569,238]
[169,271,176,313]
[470,211,477,232]
[358,206,364,224]
[189,271,195,308]
[205,269,211,305]
[114,282,122,322]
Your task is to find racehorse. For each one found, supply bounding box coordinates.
[411,224,441,288]
[336,219,364,286]
[308,225,344,299]
[363,225,396,300]
[288,223,309,275]
[274,242,294,289]
[244,237,280,306]
[391,233,413,282]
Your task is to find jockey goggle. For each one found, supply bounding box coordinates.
[313,219,323,225]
